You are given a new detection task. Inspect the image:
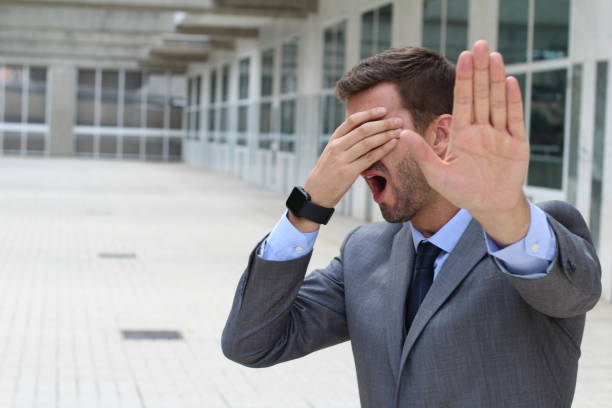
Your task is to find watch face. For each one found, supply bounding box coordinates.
[286,186,307,213]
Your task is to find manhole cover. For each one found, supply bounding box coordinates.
[99,253,137,259]
[122,330,183,340]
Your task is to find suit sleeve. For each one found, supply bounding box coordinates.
[495,201,602,318]
[221,229,356,368]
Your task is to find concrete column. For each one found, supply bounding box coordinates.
[468,0,499,49]
[49,64,76,156]
[392,0,422,48]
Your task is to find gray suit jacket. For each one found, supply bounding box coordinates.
[222,201,601,407]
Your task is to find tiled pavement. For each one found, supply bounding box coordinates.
[0,157,609,408]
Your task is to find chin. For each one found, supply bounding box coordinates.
[379,203,415,223]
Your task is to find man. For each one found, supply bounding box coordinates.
[221,41,601,407]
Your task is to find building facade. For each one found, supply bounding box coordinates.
[182,0,612,302]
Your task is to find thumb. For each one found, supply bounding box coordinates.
[402,130,445,173]
[402,130,447,192]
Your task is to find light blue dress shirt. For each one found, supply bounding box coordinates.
[258,202,557,278]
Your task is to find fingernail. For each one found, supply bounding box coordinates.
[394,128,402,135]
[392,118,402,126]
[389,138,397,145]
[375,107,386,115]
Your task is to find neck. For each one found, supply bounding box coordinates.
[410,196,460,238]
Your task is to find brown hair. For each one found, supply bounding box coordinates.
[335,47,455,134]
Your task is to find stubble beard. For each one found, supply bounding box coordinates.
[379,156,433,223]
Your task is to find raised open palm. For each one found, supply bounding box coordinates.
[405,40,530,220]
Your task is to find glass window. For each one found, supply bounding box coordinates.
[445,0,469,61]
[499,0,569,64]
[498,0,529,64]
[222,64,230,102]
[145,72,166,128]
[28,67,47,124]
[219,107,228,143]
[145,136,164,160]
[422,0,442,55]
[360,4,393,60]
[99,134,117,156]
[280,99,296,152]
[422,0,468,61]
[195,75,201,106]
[75,134,94,155]
[527,69,567,189]
[124,71,143,128]
[26,133,45,153]
[77,69,95,126]
[590,61,608,248]
[168,137,182,160]
[361,10,375,60]
[100,70,119,127]
[122,136,141,158]
[321,94,344,152]
[3,131,22,153]
[209,70,217,104]
[239,58,250,100]
[237,105,248,145]
[4,66,23,123]
[187,78,193,107]
[169,75,185,130]
[207,108,216,132]
[261,49,275,97]
[322,21,347,89]
[567,64,582,206]
[259,102,272,149]
[533,0,569,61]
[281,39,299,94]
[378,4,393,52]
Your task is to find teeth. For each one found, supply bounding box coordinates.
[365,175,375,179]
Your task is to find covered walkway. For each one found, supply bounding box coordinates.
[0,157,609,407]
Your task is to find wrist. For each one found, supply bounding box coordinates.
[303,178,338,208]
[473,195,530,247]
[287,210,321,233]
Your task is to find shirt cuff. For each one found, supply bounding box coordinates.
[257,210,319,261]
[484,202,557,279]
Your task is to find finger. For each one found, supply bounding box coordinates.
[506,76,526,140]
[345,128,401,162]
[339,116,402,149]
[489,52,507,131]
[402,130,446,190]
[452,51,474,129]
[331,107,387,142]
[472,40,491,124]
[350,138,398,173]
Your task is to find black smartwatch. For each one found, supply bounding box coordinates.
[286,186,335,225]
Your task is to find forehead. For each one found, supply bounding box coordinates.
[345,82,404,116]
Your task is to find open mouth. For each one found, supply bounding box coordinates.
[362,170,388,203]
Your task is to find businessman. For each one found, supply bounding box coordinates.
[222,40,601,407]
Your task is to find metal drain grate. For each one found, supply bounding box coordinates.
[122,330,183,341]
[99,253,137,259]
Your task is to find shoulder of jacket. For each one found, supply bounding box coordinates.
[342,221,404,248]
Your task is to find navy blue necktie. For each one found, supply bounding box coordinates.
[405,241,442,335]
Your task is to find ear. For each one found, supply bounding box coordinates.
[426,114,452,158]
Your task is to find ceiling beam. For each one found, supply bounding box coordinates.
[137,58,187,73]
[0,4,175,33]
[215,0,318,13]
[0,38,146,61]
[0,0,216,13]
[176,24,258,38]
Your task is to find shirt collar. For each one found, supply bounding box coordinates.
[409,208,473,254]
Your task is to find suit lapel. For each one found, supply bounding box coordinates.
[397,218,488,379]
[384,223,415,384]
